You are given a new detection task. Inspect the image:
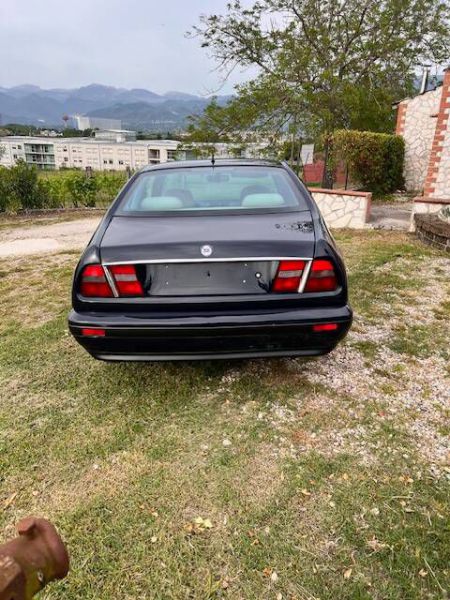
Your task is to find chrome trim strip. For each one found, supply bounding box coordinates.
[113,274,138,282]
[103,256,312,266]
[101,257,315,296]
[103,265,119,298]
[298,260,313,293]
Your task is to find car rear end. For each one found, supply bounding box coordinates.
[68,161,352,360]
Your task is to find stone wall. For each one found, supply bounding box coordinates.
[309,188,371,228]
[396,88,441,192]
[409,197,450,231]
[415,213,450,252]
[423,69,450,198]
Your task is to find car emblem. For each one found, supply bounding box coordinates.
[201,244,213,257]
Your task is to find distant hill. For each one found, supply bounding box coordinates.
[0,83,231,131]
[86,98,221,131]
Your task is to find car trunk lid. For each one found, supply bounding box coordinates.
[100,212,315,263]
[99,212,315,298]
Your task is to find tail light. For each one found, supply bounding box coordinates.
[272,260,306,293]
[79,264,144,297]
[313,323,338,332]
[109,265,144,297]
[304,259,338,293]
[80,265,113,297]
[81,328,106,337]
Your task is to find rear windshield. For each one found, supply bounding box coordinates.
[116,165,308,215]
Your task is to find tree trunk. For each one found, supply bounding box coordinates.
[321,134,334,189]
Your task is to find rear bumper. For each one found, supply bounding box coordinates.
[68,306,352,361]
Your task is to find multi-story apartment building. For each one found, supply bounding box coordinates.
[0,136,180,171]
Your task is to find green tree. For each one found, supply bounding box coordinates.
[7,160,49,210]
[0,167,11,212]
[61,128,94,137]
[2,123,40,136]
[190,0,450,185]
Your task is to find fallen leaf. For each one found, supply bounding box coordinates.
[223,439,232,447]
[300,489,311,497]
[151,536,158,543]
[3,492,18,509]
[366,537,388,552]
[419,569,428,578]
[343,568,352,579]
[271,571,279,583]
[186,516,213,534]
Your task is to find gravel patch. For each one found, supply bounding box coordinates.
[262,254,450,478]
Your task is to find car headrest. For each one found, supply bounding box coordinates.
[239,184,270,200]
[139,196,184,210]
[241,193,285,208]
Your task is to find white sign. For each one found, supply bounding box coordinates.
[300,144,315,165]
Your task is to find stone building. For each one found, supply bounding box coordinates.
[396,68,450,196]
[396,68,450,225]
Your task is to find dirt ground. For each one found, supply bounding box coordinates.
[0,202,413,259]
[0,217,101,257]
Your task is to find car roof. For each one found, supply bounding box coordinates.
[139,158,285,173]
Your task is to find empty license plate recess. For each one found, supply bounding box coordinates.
[144,261,277,296]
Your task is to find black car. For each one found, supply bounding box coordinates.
[69,159,352,361]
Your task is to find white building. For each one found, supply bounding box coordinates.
[94,129,137,142]
[73,115,122,131]
[0,136,180,171]
[182,141,269,159]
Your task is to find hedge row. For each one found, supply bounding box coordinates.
[0,161,128,212]
[332,130,405,197]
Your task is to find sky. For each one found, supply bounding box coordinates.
[1,0,255,95]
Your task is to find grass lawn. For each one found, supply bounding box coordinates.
[0,230,449,599]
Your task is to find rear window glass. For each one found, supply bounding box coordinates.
[116,166,307,214]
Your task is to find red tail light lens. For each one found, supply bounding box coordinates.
[80,264,113,297]
[272,260,306,293]
[110,265,144,297]
[81,328,106,337]
[313,323,338,332]
[304,259,338,293]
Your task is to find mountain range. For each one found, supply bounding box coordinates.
[0,84,232,131]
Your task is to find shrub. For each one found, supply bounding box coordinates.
[332,130,405,197]
[39,174,68,208]
[95,171,127,205]
[0,167,11,212]
[6,160,49,209]
[0,167,129,212]
[66,171,98,207]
